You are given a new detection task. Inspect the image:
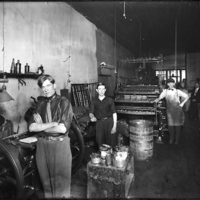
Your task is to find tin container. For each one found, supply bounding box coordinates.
[112,155,127,168]
[106,153,112,166]
[90,153,101,164]
[101,157,106,165]
[113,146,129,161]
[100,144,112,158]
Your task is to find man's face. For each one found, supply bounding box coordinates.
[195,83,199,88]
[96,85,106,96]
[167,82,175,88]
[41,79,56,97]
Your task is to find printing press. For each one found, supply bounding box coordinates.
[115,84,168,141]
[0,117,84,199]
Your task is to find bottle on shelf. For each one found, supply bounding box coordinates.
[24,63,30,73]
[16,60,21,74]
[10,58,15,73]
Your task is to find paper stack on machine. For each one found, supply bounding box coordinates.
[19,136,38,144]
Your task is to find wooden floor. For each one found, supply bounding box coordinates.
[71,163,87,199]
[70,113,200,199]
[33,113,200,199]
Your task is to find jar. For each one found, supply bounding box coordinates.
[106,153,112,166]
[90,153,101,164]
[100,144,112,158]
[101,157,106,165]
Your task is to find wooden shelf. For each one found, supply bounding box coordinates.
[0,72,40,79]
[0,79,8,83]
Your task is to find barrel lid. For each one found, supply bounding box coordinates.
[100,146,107,151]
[129,119,153,127]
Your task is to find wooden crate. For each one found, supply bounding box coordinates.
[87,155,134,198]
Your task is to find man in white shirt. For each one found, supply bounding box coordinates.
[154,78,189,144]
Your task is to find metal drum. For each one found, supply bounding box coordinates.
[129,119,153,161]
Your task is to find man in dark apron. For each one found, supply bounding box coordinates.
[154,78,189,144]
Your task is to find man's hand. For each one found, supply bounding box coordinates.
[111,126,116,134]
[33,113,43,124]
[153,98,160,103]
[90,116,97,122]
[180,102,184,107]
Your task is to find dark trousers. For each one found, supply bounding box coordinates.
[168,126,181,142]
[189,100,198,119]
[36,136,72,198]
[95,117,117,149]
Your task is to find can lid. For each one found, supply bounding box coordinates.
[100,146,107,151]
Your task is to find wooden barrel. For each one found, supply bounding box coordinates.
[129,119,153,161]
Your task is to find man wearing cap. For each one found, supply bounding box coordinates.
[154,78,189,144]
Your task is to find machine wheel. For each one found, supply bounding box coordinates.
[69,120,85,174]
[0,141,24,199]
[0,120,84,198]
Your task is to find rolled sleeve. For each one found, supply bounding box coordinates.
[28,99,46,127]
[59,98,73,132]
[110,99,116,114]
[159,89,167,100]
[178,90,188,99]
[89,100,95,114]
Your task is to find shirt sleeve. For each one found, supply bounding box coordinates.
[89,100,95,114]
[178,89,188,99]
[159,89,167,100]
[28,99,46,127]
[110,98,117,114]
[59,98,73,132]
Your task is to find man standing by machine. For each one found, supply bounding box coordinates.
[154,78,189,144]
[189,82,200,120]
[89,82,117,149]
[28,74,73,198]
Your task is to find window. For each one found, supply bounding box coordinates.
[156,69,186,83]
[156,71,166,81]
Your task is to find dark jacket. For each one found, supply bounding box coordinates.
[191,87,200,103]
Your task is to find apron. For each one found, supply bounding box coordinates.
[166,89,185,126]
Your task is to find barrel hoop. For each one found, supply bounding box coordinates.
[129,126,153,134]
[130,134,153,141]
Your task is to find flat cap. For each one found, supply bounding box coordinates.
[166,78,175,84]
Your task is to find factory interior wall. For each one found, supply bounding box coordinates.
[96,29,134,97]
[0,2,133,133]
[186,52,200,90]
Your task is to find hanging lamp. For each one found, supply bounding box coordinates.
[0,84,14,103]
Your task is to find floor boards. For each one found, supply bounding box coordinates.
[71,115,200,199]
